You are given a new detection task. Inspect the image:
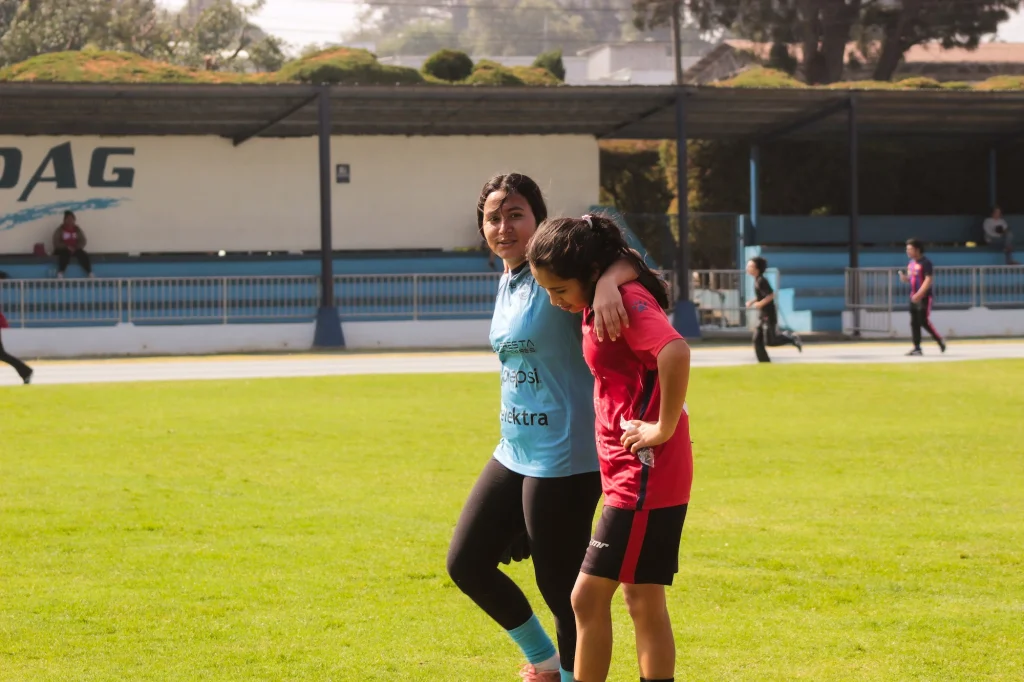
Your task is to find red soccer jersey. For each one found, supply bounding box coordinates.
[0,311,7,329]
[582,281,693,510]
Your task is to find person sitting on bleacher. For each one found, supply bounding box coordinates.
[982,207,1018,265]
[52,211,95,279]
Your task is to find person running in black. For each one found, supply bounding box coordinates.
[745,257,802,363]
[0,282,32,384]
[899,239,946,357]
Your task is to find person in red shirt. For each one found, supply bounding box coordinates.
[52,211,94,279]
[527,214,692,682]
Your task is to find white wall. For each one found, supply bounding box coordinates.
[843,307,1024,339]
[329,136,599,251]
[0,135,599,255]
[2,320,493,358]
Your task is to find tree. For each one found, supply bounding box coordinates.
[104,0,175,60]
[375,19,460,56]
[170,0,284,72]
[0,0,20,39]
[1,0,176,66]
[466,0,594,56]
[765,41,797,75]
[867,0,1016,81]
[633,0,1018,84]
[350,0,634,56]
[0,0,284,73]
[351,0,465,54]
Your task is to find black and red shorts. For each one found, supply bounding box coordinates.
[581,504,687,585]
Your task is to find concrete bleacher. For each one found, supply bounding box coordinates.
[0,250,500,327]
[0,204,652,328]
[0,250,497,280]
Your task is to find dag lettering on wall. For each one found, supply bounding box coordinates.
[0,142,135,233]
[0,134,598,253]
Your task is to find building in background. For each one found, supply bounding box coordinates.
[378,34,716,85]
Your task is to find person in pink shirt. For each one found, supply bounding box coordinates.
[52,211,94,279]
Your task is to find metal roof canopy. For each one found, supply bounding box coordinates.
[4,82,1024,141]
[4,82,1016,342]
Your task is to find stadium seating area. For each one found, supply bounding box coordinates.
[0,251,500,327]
[744,215,1017,332]
[1,212,1019,332]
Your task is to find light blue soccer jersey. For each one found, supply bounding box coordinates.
[489,264,599,478]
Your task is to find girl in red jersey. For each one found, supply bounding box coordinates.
[526,214,692,682]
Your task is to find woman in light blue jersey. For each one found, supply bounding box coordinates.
[447,174,636,682]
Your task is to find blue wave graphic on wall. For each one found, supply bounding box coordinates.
[0,198,127,232]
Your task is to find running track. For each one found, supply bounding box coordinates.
[3,340,1024,387]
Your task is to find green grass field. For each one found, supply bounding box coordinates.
[2,361,1023,681]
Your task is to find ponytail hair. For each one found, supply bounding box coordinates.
[526,213,669,310]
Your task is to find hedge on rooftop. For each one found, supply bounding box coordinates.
[3,50,1024,91]
[0,47,562,86]
[716,67,1020,91]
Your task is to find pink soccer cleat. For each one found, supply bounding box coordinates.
[518,663,561,681]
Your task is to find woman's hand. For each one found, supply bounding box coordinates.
[592,278,629,342]
[621,419,673,453]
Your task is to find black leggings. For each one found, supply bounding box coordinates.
[55,248,92,275]
[753,318,799,363]
[447,458,601,671]
[0,329,31,381]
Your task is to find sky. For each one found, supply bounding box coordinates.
[156,0,361,50]
[156,0,1024,53]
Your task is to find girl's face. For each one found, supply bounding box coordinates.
[481,191,537,268]
[531,264,592,314]
[745,260,758,277]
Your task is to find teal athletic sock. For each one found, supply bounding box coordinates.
[560,667,573,682]
[506,614,557,664]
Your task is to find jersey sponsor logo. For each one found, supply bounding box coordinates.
[501,367,542,388]
[631,300,649,313]
[496,339,537,355]
[500,405,549,426]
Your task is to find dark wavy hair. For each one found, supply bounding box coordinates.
[476,173,548,236]
[526,213,669,310]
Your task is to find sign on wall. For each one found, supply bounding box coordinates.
[0,142,135,234]
[0,135,598,254]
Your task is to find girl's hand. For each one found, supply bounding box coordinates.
[745,298,756,308]
[592,278,629,342]
[621,419,673,453]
